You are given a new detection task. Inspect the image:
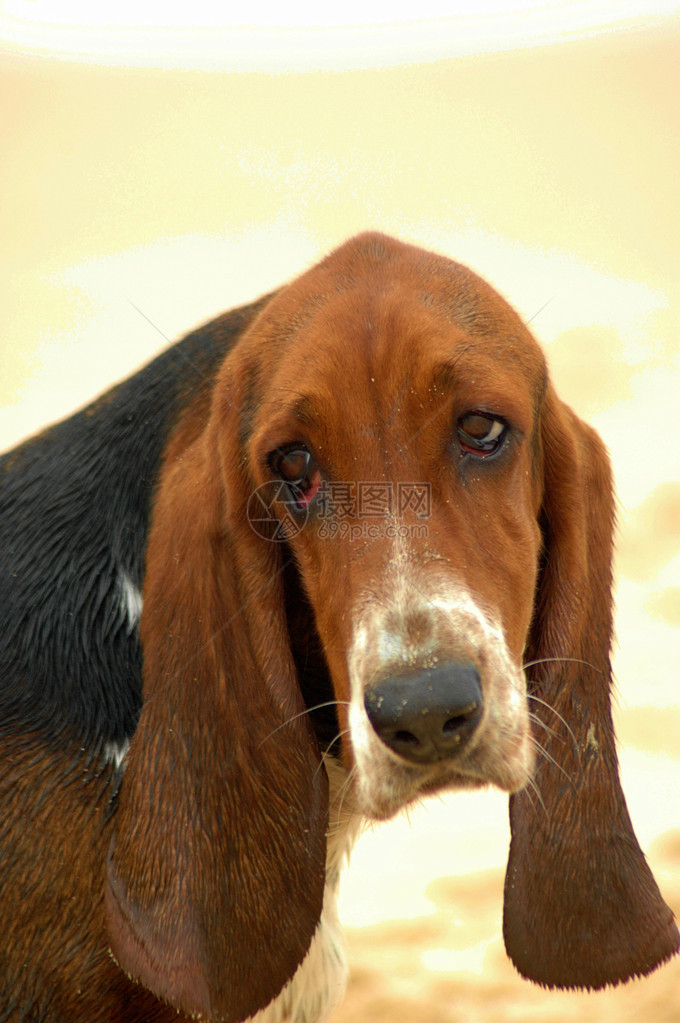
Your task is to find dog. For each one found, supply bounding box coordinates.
[0,232,677,1022]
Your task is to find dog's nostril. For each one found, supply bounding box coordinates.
[394,729,419,747]
[443,702,480,735]
[364,662,483,764]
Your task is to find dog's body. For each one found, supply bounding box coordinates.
[0,234,677,1021]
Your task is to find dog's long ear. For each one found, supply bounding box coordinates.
[105,364,328,1022]
[504,387,679,989]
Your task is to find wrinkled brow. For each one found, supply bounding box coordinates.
[432,345,548,411]
[286,394,322,429]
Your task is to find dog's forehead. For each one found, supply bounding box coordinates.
[257,235,546,397]
[298,232,526,331]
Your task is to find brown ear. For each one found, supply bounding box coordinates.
[504,387,679,989]
[105,384,328,1021]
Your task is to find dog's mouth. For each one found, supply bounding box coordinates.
[357,764,492,822]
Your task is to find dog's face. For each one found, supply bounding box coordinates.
[238,240,547,819]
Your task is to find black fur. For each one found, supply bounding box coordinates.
[0,299,268,753]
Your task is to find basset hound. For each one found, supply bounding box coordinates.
[0,233,677,1022]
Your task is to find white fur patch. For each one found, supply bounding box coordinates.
[102,739,130,771]
[118,571,143,633]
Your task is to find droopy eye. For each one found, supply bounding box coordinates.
[457,413,507,457]
[269,446,322,508]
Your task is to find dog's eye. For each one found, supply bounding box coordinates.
[458,413,507,457]
[270,446,322,508]
[275,448,311,484]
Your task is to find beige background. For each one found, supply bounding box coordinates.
[1,12,679,1021]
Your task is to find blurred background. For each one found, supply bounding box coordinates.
[1,3,679,1019]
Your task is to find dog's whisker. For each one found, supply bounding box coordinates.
[258,700,349,748]
[334,763,359,822]
[526,695,578,747]
[529,735,577,789]
[523,655,601,674]
[527,711,561,742]
[523,774,548,818]
[313,730,352,786]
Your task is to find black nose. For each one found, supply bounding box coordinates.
[364,662,483,764]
